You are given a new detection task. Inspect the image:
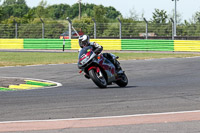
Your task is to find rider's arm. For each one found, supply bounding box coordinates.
[90,42,103,54]
[78,48,82,52]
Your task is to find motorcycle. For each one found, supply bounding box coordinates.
[78,46,128,88]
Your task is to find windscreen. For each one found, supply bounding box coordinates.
[78,46,93,59]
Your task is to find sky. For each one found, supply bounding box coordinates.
[1,0,200,22]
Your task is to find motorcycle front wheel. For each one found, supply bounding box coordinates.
[89,69,107,88]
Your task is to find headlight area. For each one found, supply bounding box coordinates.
[80,56,90,65]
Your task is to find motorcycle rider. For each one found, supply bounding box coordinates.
[79,35,103,54]
[78,35,121,72]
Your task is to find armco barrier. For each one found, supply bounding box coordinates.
[1,39,200,52]
[0,39,23,49]
[71,39,79,49]
[24,39,71,49]
[174,40,200,52]
[121,40,174,51]
[70,39,121,50]
[91,39,121,50]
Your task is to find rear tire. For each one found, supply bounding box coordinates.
[89,69,107,88]
[116,73,128,87]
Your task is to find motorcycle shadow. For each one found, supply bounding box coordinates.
[106,85,138,89]
[86,85,138,90]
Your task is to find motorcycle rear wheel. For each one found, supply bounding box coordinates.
[116,73,128,87]
[89,69,107,88]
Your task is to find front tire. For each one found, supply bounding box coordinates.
[89,69,107,88]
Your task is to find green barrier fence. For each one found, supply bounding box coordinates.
[4,39,200,52]
[22,39,175,51]
[24,39,71,49]
[121,40,174,51]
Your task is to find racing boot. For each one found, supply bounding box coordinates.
[113,59,122,74]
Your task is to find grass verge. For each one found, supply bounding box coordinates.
[0,52,199,67]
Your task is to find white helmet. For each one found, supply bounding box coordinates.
[79,35,90,48]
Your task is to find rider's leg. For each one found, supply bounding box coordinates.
[103,53,121,71]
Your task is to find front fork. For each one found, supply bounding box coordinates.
[79,66,101,79]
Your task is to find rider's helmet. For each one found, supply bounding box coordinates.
[79,35,90,48]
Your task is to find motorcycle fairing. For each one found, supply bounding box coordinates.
[96,54,117,83]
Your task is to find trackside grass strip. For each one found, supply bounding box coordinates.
[0,52,200,67]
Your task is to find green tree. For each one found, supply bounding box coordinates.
[151,9,168,24]
[17,0,26,5]
[1,0,29,19]
[18,20,65,38]
[46,4,71,19]
[0,2,125,38]
[36,0,48,18]
[22,9,35,23]
[168,9,182,24]
[118,18,144,37]
[13,4,29,18]
[105,6,121,19]
[0,24,15,38]
[102,23,119,37]
[2,0,16,6]
[73,17,94,36]
[128,7,139,21]
[94,5,108,23]
[82,3,95,17]
[192,11,200,23]
[2,6,14,18]
[191,12,200,36]
[70,3,79,19]
[150,9,171,37]
[0,6,3,21]
[2,0,27,5]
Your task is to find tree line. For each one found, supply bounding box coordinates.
[0,0,200,39]
[0,0,121,24]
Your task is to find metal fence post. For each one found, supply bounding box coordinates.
[78,0,82,20]
[40,18,44,39]
[92,18,96,39]
[170,18,175,40]
[66,17,72,39]
[117,18,122,39]
[14,19,17,38]
[143,18,148,39]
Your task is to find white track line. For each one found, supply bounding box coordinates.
[0,110,200,124]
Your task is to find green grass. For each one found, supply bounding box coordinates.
[113,52,200,60]
[0,52,199,67]
[0,52,78,67]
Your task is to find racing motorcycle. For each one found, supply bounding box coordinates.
[78,46,128,88]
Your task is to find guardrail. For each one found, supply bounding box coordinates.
[1,39,200,52]
[24,39,71,49]
[0,39,23,49]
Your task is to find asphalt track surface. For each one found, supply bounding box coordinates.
[0,57,200,132]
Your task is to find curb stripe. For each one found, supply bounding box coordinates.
[9,85,30,90]
[19,84,43,88]
[0,110,200,132]
[0,87,16,91]
[0,78,61,91]
[25,80,57,86]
